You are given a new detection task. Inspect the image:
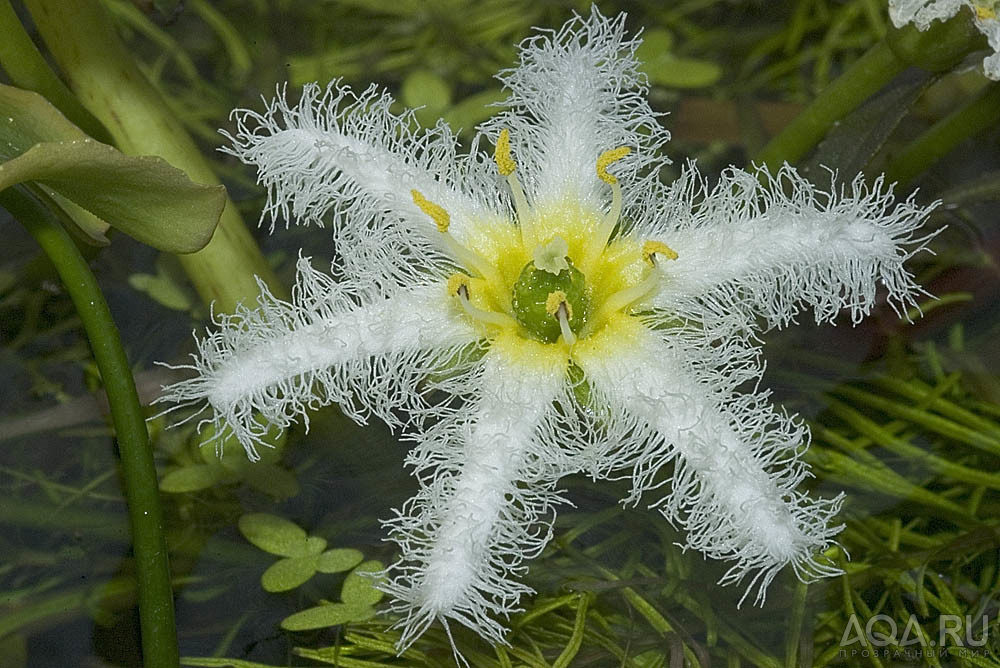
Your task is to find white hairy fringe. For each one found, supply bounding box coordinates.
[155,256,479,459]
[380,348,574,650]
[221,82,509,288]
[480,7,671,213]
[574,321,844,604]
[647,162,939,329]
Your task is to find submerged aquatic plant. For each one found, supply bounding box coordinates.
[889,0,1000,79]
[158,8,938,652]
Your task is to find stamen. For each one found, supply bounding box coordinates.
[411,189,450,233]
[589,272,661,331]
[545,291,577,345]
[596,147,631,185]
[412,190,505,290]
[448,273,517,329]
[643,240,679,263]
[582,146,631,273]
[493,129,535,247]
[493,129,516,177]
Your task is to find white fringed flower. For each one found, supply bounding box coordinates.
[889,0,1000,79]
[159,8,938,652]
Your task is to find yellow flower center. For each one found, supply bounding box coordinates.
[411,130,677,352]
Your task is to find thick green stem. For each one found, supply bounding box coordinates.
[754,11,986,170]
[0,0,111,143]
[2,188,179,668]
[22,0,283,313]
[886,82,1000,186]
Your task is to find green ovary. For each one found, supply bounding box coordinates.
[511,259,590,343]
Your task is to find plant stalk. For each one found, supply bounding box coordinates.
[2,187,179,668]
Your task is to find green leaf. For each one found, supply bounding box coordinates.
[441,89,506,133]
[0,84,224,253]
[341,561,385,607]
[401,70,451,126]
[636,28,675,61]
[316,548,364,574]
[261,555,318,593]
[280,602,375,632]
[643,55,722,88]
[159,465,222,493]
[180,658,300,668]
[636,29,720,89]
[128,273,194,312]
[238,513,313,557]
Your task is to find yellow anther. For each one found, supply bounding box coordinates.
[411,190,450,233]
[545,291,573,320]
[976,4,996,20]
[494,129,516,176]
[447,273,471,297]
[643,240,679,263]
[596,146,631,184]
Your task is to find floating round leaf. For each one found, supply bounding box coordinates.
[341,560,385,607]
[237,513,311,557]
[260,555,318,593]
[316,548,364,574]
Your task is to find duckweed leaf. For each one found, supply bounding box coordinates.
[341,560,385,607]
[402,70,451,127]
[280,602,375,632]
[316,548,364,574]
[238,513,312,557]
[0,84,223,253]
[159,464,221,493]
[636,29,720,88]
[261,555,318,593]
[128,273,194,312]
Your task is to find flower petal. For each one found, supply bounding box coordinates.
[224,82,507,284]
[646,163,938,328]
[482,8,669,211]
[155,256,479,459]
[573,318,844,602]
[380,335,569,649]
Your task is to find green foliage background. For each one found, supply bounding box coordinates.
[1,1,1000,667]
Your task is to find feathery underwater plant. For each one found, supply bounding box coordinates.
[158,8,938,653]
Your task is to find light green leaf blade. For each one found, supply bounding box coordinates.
[128,273,194,312]
[261,556,318,593]
[341,561,385,607]
[402,70,451,126]
[237,513,312,557]
[280,602,375,632]
[159,465,221,493]
[315,548,364,574]
[0,84,223,253]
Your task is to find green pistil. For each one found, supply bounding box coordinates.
[512,259,589,343]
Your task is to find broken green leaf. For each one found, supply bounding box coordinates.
[0,84,224,253]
